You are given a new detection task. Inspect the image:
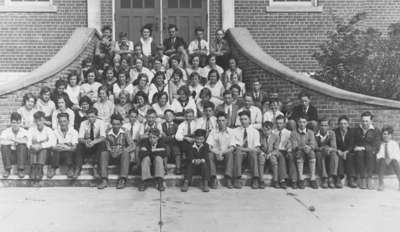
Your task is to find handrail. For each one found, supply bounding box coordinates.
[227,27,400,109]
[0,27,100,96]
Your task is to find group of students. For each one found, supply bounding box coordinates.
[1,25,400,193]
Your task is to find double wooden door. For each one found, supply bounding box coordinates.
[115,0,208,44]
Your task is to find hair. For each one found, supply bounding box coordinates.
[216,111,227,119]
[141,24,153,36]
[56,95,67,108]
[189,72,200,82]
[243,93,254,101]
[194,26,205,33]
[263,121,274,129]
[134,91,149,104]
[238,110,251,119]
[137,73,149,85]
[87,107,98,116]
[275,115,286,122]
[228,57,238,65]
[117,70,129,85]
[298,91,311,100]
[199,87,212,99]
[164,109,175,116]
[177,85,191,97]
[297,115,308,121]
[222,90,233,97]
[207,69,220,82]
[97,86,109,96]
[128,108,138,115]
[67,70,79,84]
[118,90,130,101]
[202,100,215,110]
[55,79,67,89]
[337,115,349,123]
[39,86,51,97]
[190,55,200,65]
[21,93,37,106]
[157,92,169,102]
[318,117,330,124]
[33,111,45,120]
[82,57,93,66]
[194,129,207,138]
[79,95,92,107]
[110,113,124,123]
[252,78,261,84]
[84,68,97,81]
[172,68,183,80]
[269,100,279,106]
[57,112,69,121]
[382,125,394,135]
[153,71,166,84]
[134,43,142,50]
[101,25,112,33]
[184,108,195,115]
[361,111,374,119]
[10,112,22,122]
[148,128,160,137]
[168,24,178,31]
[215,29,224,35]
[230,84,241,94]
[119,32,128,39]
[146,108,157,116]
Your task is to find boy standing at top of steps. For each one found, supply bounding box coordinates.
[0,112,29,179]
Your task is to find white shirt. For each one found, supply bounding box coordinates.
[165,67,188,81]
[188,39,209,55]
[376,140,400,161]
[263,110,284,123]
[273,128,291,151]
[123,121,142,142]
[203,65,224,78]
[17,106,37,129]
[205,81,224,100]
[27,126,56,149]
[186,67,208,79]
[94,100,115,125]
[80,82,102,102]
[139,122,162,136]
[231,125,261,149]
[113,83,134,100]
[129,67,154,84]
[175,120,198,141]
[78,119,106,139]
[148,83,168,103]
[114,40,134,52]
[140,37,153,56]
[207,127,234,153]
[52,108,75,130]
[54,127,79,145]
[36,98,56,118]
[235,106,263,129]
[65,85,81,105]
[195,116,217,132]
[0,127,28,145]
[188,84,204,102]
[170,98,198,117]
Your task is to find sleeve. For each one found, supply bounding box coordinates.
[289,132,297,150]
[229,129,240,147]
[309,132,317,150]
[52,111,57,130]
[175,123,185,141]
[206,131,216,148]
[376,143,384,159]
[71,130,79,145]
[188,41,195,54]
[0,129,12,145]
[27,128,33,148]
[99,121,106,138]
[253,108,262,130]
[41,128,56,149]
[329,131,337,150]
[69,110,75,129]
[253,129,261,148]
[78,122,85,139]
[204,41,210,55]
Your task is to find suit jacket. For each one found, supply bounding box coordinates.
[250,90,268,109]
[290,104,318,122]
[215,103,239,128]
[334,128,355,152]
[260,133,280,155]
[139,138,167,160]
[315,130,337,152]
[163,36,187,55]
[136,40,157,57]
[353,126,381,154]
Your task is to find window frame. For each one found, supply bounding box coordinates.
[1,0,57,12]
[267,0,323,12]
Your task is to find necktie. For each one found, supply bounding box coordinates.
[130,123,134,138]
[206,118,210,131]
[227,106,231,124]
[197,39,202,51]
[187,122,191,135]
[385,142,389,159]
[90,123,95,140]
[243,128,248,148]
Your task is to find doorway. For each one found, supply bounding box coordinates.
[115,0,208,45]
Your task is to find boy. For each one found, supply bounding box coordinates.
[259,121,285,189]
[77,108,107,179]
[188,27,209,67]
[230,110,262,189]
[376,126,400,191]
[0,112,28,179]
[49,112,79,179]
[27,111,56,181]
[315,118,339,188]
[289,92,318,131]
[175,109,198,159]
[113,32,134,60]
[95,25,114,68]
[216,90,239,128]
[249,79,268,109]
[98,113,133,189]
[353,111,381,189]
[235,94,262,129]
[289,116,318,189]
[122,109,142,166]
[195,101,217,137]
[161,109,181,175]
[163,24,187,57]
[138,128,167,191]
[139,109,162,140]
[273,115,293,188]
[181,129,211,192]
[206,112,235,188]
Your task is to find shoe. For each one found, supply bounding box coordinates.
[378,181,384,191]
[72,168,81,179]
[17,170,25,179]
[298,180,305,189]
[280,181,287,189]
[67,167,74,179]
[210,177,218,189]
[202,180,210,192]
[234,179,242,189]
[29,164,36,180]
[37,165,44,180]
[97,179,108,189]
[92,166,100,179]
[348,177,357,188]
[157,179,165,192]
[116,178,126,189]
[226,178,233,189]
[47,167,55,179]
[328,177,335,188]
[259,180,267,189]
[174,168,182,175]
[360,178,367,189]
[321,178,328,189]
[138,181,147,191]
[291,180,298,189]
[251,178,259,189]
[271,180,280,189]
[181,180,189,192]
[2,169,10,178]
[367,178,374,190]
[310,180,318,189]
[335,178,343,189]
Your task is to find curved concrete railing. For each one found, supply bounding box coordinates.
[0,27,100,96]
[227,27,400,109]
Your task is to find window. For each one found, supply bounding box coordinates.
[1,0,57,12]
[267,0,322,12]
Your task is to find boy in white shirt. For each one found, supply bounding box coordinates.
[0,112,28,178]
[188,27,209,67]
[235,94,262,129]
[377,126,400,191]
[195,101,217,137]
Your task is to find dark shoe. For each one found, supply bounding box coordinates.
[251,178,259,189]
[310,180,318,189]
[67,167,74,179]
[97,179,108,189]
[210,177,218,189]
[367,178,374,190]
[3,169,10,178]
[291,180,298,189]
[202,180,210,192]
[181,180,189,192]
[29,165,36,180]
[321,178,328,189]
[234,179,242,189]
[348,177,357,188]
[226,178,233,189]
[92,166,100,179]
[360,178,367,189]
[138,181,147,191]
[298,180,305,189]
[174,168,182,175]
[17,170,25,179]
[271,180,280,189]
[280,181,287,189]
[47,167,55,179]
[116,178,126,189]
[157,179,165,192]
[328,177,335,188]
[378,181,384,191]
[72,168,81,179]
[259,180,267,189]
[335,178,343,189]
[37,165,44,180]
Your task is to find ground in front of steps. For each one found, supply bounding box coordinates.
[0,185,400,232]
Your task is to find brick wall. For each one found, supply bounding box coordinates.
[233,0,400,72]
[0,0,87,72]
[101,0,113,29]
[209,0,222,43]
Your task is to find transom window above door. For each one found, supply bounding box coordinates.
[167,0,202,8]
[267,0,323,12]
[120,0,155,8]
[2,0,57,12]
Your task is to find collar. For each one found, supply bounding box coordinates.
[298,128,307,134]
[360,124,375,131]
[108,128,125,137]
[140,37,153,44]
[315,131,329,138]
[193,143,204,150]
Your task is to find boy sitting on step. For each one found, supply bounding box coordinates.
[161,109,182,175]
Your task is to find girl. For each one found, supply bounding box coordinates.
[101,67,117,98]
[188,72,204,101]
[196,88,212,117]
[137,25,156,58]
[204,69,224,106]
[203,54,224,78]
[230,84,244,108]
[74,96,92,131]
[93,86,115,125]
[36,86,56,127]
[65,71,81,110]
[225,71,245,96]
[186,55,207,80]
[51,96,75,129]
[148,71,168,104]
[168,69,186,103]
[130,58,154,85]
[114,90,132,123]
[51,79,73,109]
[133,91,151,123]
[166,56,187,81]
[80,69,102,103]
[152,92,171,124]
[18,93,38,129]
[170,86,197,121]
[151,58,166,75]
[132,73,150,97]
[223,57,242,86]
[113,71,134,101]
